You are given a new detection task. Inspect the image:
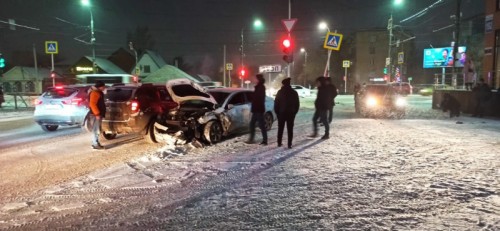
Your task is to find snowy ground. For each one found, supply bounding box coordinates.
[0,95,499,230]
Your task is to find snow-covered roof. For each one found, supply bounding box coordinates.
[84,56,127,74]
[142,65,200,83]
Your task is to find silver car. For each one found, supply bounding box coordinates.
[34,85,91,131]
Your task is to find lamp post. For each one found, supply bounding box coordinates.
[319,22,332,77]
[387,0,404,83]
[81,0,96,74]
[300,48,308,86]
[240,19,263,87]
[128,42,138,76]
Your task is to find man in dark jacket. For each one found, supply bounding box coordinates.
[274,78,300,148]
[472,78,491,118]
[310,77,330,139]
[324,77,338,123]
[89,81,107,149]
[247,74,268,145]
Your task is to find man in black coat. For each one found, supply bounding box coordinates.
[246,74,268,145]
[274,78,300,148]
[310,77,330,139]
[324,77,338,123]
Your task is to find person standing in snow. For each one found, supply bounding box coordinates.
[274,78,299,148]
[89,81,107,150]
[324,77,338,124]
[246,74,268,145]
[310,77,330,139]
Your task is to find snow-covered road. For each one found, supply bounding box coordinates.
[0,95,498,230]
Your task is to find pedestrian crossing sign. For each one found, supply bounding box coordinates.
[45,41,58,54]
[323,32,343,51]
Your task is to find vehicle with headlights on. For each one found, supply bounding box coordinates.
[355,84,407,118]
[34,85,92,131]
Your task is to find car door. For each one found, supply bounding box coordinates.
[225,92,249,133]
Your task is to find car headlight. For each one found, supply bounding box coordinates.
[366,97,377,107]
[395,97,407,107]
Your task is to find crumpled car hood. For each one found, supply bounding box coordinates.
[166,79,218,105]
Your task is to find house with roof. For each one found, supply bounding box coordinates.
[108,47,136,74]
[69,56,127,76]
[0,66,61,95]
[135,50,167,78]
[142,65,200,83]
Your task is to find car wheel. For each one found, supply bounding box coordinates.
[203,120,223,144]
[82,113,93,133]
[144,121,158,144]
[264,112,273,131]
[41,125,58,132]
[102,132,117,140]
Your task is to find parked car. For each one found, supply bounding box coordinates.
[100,83,177,143]
[34,85,92,131]
[291,85,311,97]
[153,79,275,145]
[390,82,412,95]
[355,84,406,118]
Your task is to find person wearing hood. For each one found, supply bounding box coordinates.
[274,78,300,148]
[246,74,268,145]
[89,81,107,150]
[310,76,330,139]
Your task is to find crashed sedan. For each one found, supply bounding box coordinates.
[153,79,275,145]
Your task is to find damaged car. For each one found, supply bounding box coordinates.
[153,79,275,145]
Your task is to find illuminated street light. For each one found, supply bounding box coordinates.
[254,19,263,28]
[300,48,306,53]
[81,0,96,74]
[318,22,330,32]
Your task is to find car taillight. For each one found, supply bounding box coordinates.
[131,100,139,112]
[34,99,43,105]
[62,97,83,105]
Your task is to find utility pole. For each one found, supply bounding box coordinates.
[387,14,393,83]
[223,45,226,87]
[452,0,462,88]
[287,0,291,78]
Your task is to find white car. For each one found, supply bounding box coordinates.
[34,85,92,131]
[153,79,275,144]
[291,85,311,97]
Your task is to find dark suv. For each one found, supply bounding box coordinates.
[101,83,177,143]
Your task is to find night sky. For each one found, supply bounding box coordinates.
[0,0,484,76]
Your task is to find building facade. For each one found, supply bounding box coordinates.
[0,67,61,95]
[352,30,389,84]
[483,0,500,89]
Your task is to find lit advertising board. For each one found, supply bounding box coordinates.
[423,46,466,68]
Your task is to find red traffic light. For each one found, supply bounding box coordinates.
[282,39,291,48]
[240,69,246,77]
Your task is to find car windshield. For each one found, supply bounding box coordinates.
[364,85,391,95]
[209,91,230,105]
[172,84,211,98]
[43,88,77,99]
[105,88,134,102]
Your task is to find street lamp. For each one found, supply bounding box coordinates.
[319,22,332,77]
[387,0,404,83]
[300,48,308,86]
[81,0,96,74]
[240,19,264,87]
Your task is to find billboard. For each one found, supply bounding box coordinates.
[423,46,466,68]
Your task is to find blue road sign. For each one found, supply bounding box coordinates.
[323,32,343,51]
[45,41,58,54]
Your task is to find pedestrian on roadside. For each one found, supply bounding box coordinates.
[274,78,300,148]
[0,86,4,108]
[472,78,491,118]
[310,77,330,139]
[89,81,107,150]
[463,55,475,91]
[246,74,268,145]
[324,77,338,124]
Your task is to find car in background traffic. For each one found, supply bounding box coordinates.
[100,83,178,143]
[415,84,454,96]
[291,85,311,97]
[355,84,406,118]
[390,82,412,95]
[34,85,92,131]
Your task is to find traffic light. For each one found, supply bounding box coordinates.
[383,67,387,74]
[281,38,294,63]
[0,54,5,69]
[239,68,246,79]
[50,71,56,78]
